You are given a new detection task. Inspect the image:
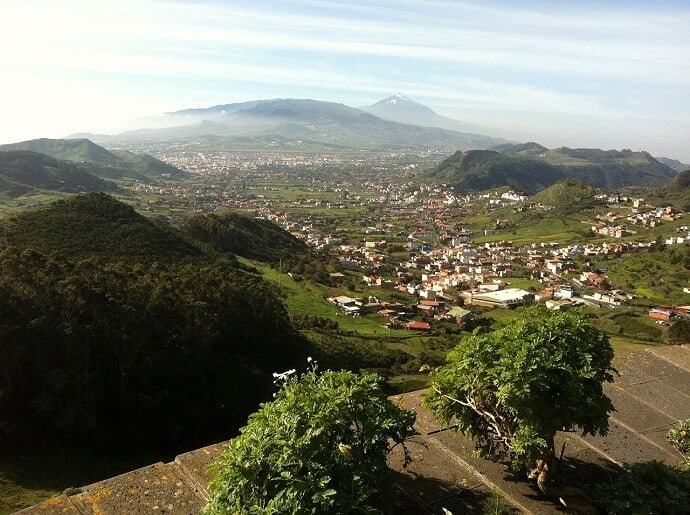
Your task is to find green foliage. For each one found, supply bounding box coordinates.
[667,418,690,468]
[529,179,601,215]
[182,211,309,265]
[0,247,307,450]
[0,138,187,182]
[666,319,690,346]
[0,150,117,197]
[595,461,690,514]
[0,193,205,261]
[424,307,615,471]
[205,367,416,514]
[422,146,675,195]
[423,150,561,195]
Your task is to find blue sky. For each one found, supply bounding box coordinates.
[1,0,689,161]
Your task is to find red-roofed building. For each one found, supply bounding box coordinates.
[407,321,431,331]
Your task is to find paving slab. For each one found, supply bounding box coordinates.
[581,420,678,465]
[75,461,204,514]
[14,495,85,515]
[430,430,561,514]
[389,434,490,513]
[648,344,690,371]
[173,441,227,503]
[604,384,677,433]
[615,349,690,397]
[623,380,690,421]
[392,391,446,435]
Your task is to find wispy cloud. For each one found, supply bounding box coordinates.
[1,0,689,158]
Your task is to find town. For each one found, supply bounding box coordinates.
[122,147,690,334]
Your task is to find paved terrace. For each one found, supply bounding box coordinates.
[18,345,690,514]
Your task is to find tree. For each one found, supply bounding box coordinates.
[665,319,690,346]
[423,307,615,489]
[205,366,416,514]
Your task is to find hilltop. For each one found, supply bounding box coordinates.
[422,149,561,195]
[645,168,690,210]
[530,178,602,214]
[0,193,312,462]
[0,192,203,260]
[0,138,188,182]
[182,211,309,265]
[0,150,117,198]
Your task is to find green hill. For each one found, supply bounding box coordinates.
[0,192,203,260]
[0,138,188,182]
[491,141,548,157]
[182,211,309,264]
[424,145,678,194]
[530,179,602,214]
[0,137,122,165]
[0,199,309,455]
[423,150,561,195]
[0,150,117,198]
[111,149,188,178]
[646,169,690,210]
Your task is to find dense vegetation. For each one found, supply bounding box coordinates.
[0,194,313,453]
[0,150,117,197]
[182,211,309,265]
[205,367,416,514]
[0,248,308,451]
[0,193,204,261]
[423,146,677,194]
[423,150,561,195]
[0,138,188,182]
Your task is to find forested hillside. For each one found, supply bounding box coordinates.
[0,138,188,182]
[182,211,309,265]
[0,194,311,452]
[0,150,117,197]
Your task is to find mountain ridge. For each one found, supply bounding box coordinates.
[99,98,509,152]
[0,138,188,182]
[422,145,677,194]
[0,150,118,198]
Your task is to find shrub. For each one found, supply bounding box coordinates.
[595,460,690,514]
[204,365,416,514]
[668,418,690,469]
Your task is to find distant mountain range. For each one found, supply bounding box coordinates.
[85,98,509,152]
[422,143,680,195]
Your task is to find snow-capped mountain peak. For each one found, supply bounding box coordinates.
[376,93,419,107]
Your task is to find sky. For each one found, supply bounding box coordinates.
[1,0,689,161]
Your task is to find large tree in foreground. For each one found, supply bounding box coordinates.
[424,307,616,489]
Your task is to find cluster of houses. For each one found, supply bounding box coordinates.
[327,294,472,332]
[592,201,686,239]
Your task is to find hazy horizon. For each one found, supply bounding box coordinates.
[1,0,689,162]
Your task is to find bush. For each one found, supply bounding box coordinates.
[595,460,690,514]
[205,365,416,514]
[668,418,690,469]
